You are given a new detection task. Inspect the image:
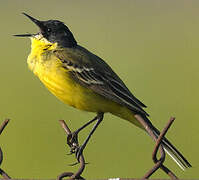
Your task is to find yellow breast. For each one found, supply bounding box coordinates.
[27,37,77,107]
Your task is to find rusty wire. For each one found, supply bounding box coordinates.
[134,115,178,179]
[57,117,179,180]
[0,118,180,179]
[0,119,11,179]
[57,120,85,180]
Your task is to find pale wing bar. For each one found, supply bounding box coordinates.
[60,58,148,115]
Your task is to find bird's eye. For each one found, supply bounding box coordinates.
[47,28,52,32]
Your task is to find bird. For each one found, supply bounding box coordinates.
[15,13,191,170]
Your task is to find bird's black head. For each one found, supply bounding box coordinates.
[39,19,77,47]
[15,13,77,48]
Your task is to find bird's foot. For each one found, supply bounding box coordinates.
[66,130,85,160]
[67,130,79,155]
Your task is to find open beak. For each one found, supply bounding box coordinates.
[14,33,34,37]
[14,13,45,37]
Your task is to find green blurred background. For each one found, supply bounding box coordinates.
[0,0,198,179]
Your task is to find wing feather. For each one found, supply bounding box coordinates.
[54,48,149,116]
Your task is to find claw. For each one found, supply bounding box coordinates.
[67,131,79,147]
[68,161,79,166]
[66,131,80,157]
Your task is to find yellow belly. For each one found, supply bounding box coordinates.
[35,63,121,113]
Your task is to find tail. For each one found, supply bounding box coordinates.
[153,127,192,170]
[141,115,192,170]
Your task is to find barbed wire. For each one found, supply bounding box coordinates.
[0,117,181,179]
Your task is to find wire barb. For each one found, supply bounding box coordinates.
[134,115,178,179]
[57,120,86,180]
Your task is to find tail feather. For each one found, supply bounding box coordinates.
[153,128,192,170]
[141,115,191,170]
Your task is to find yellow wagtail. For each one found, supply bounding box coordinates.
[15,13,191,170]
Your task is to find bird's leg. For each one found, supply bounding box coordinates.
[67,115,99,154]
[75,112,104,161]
